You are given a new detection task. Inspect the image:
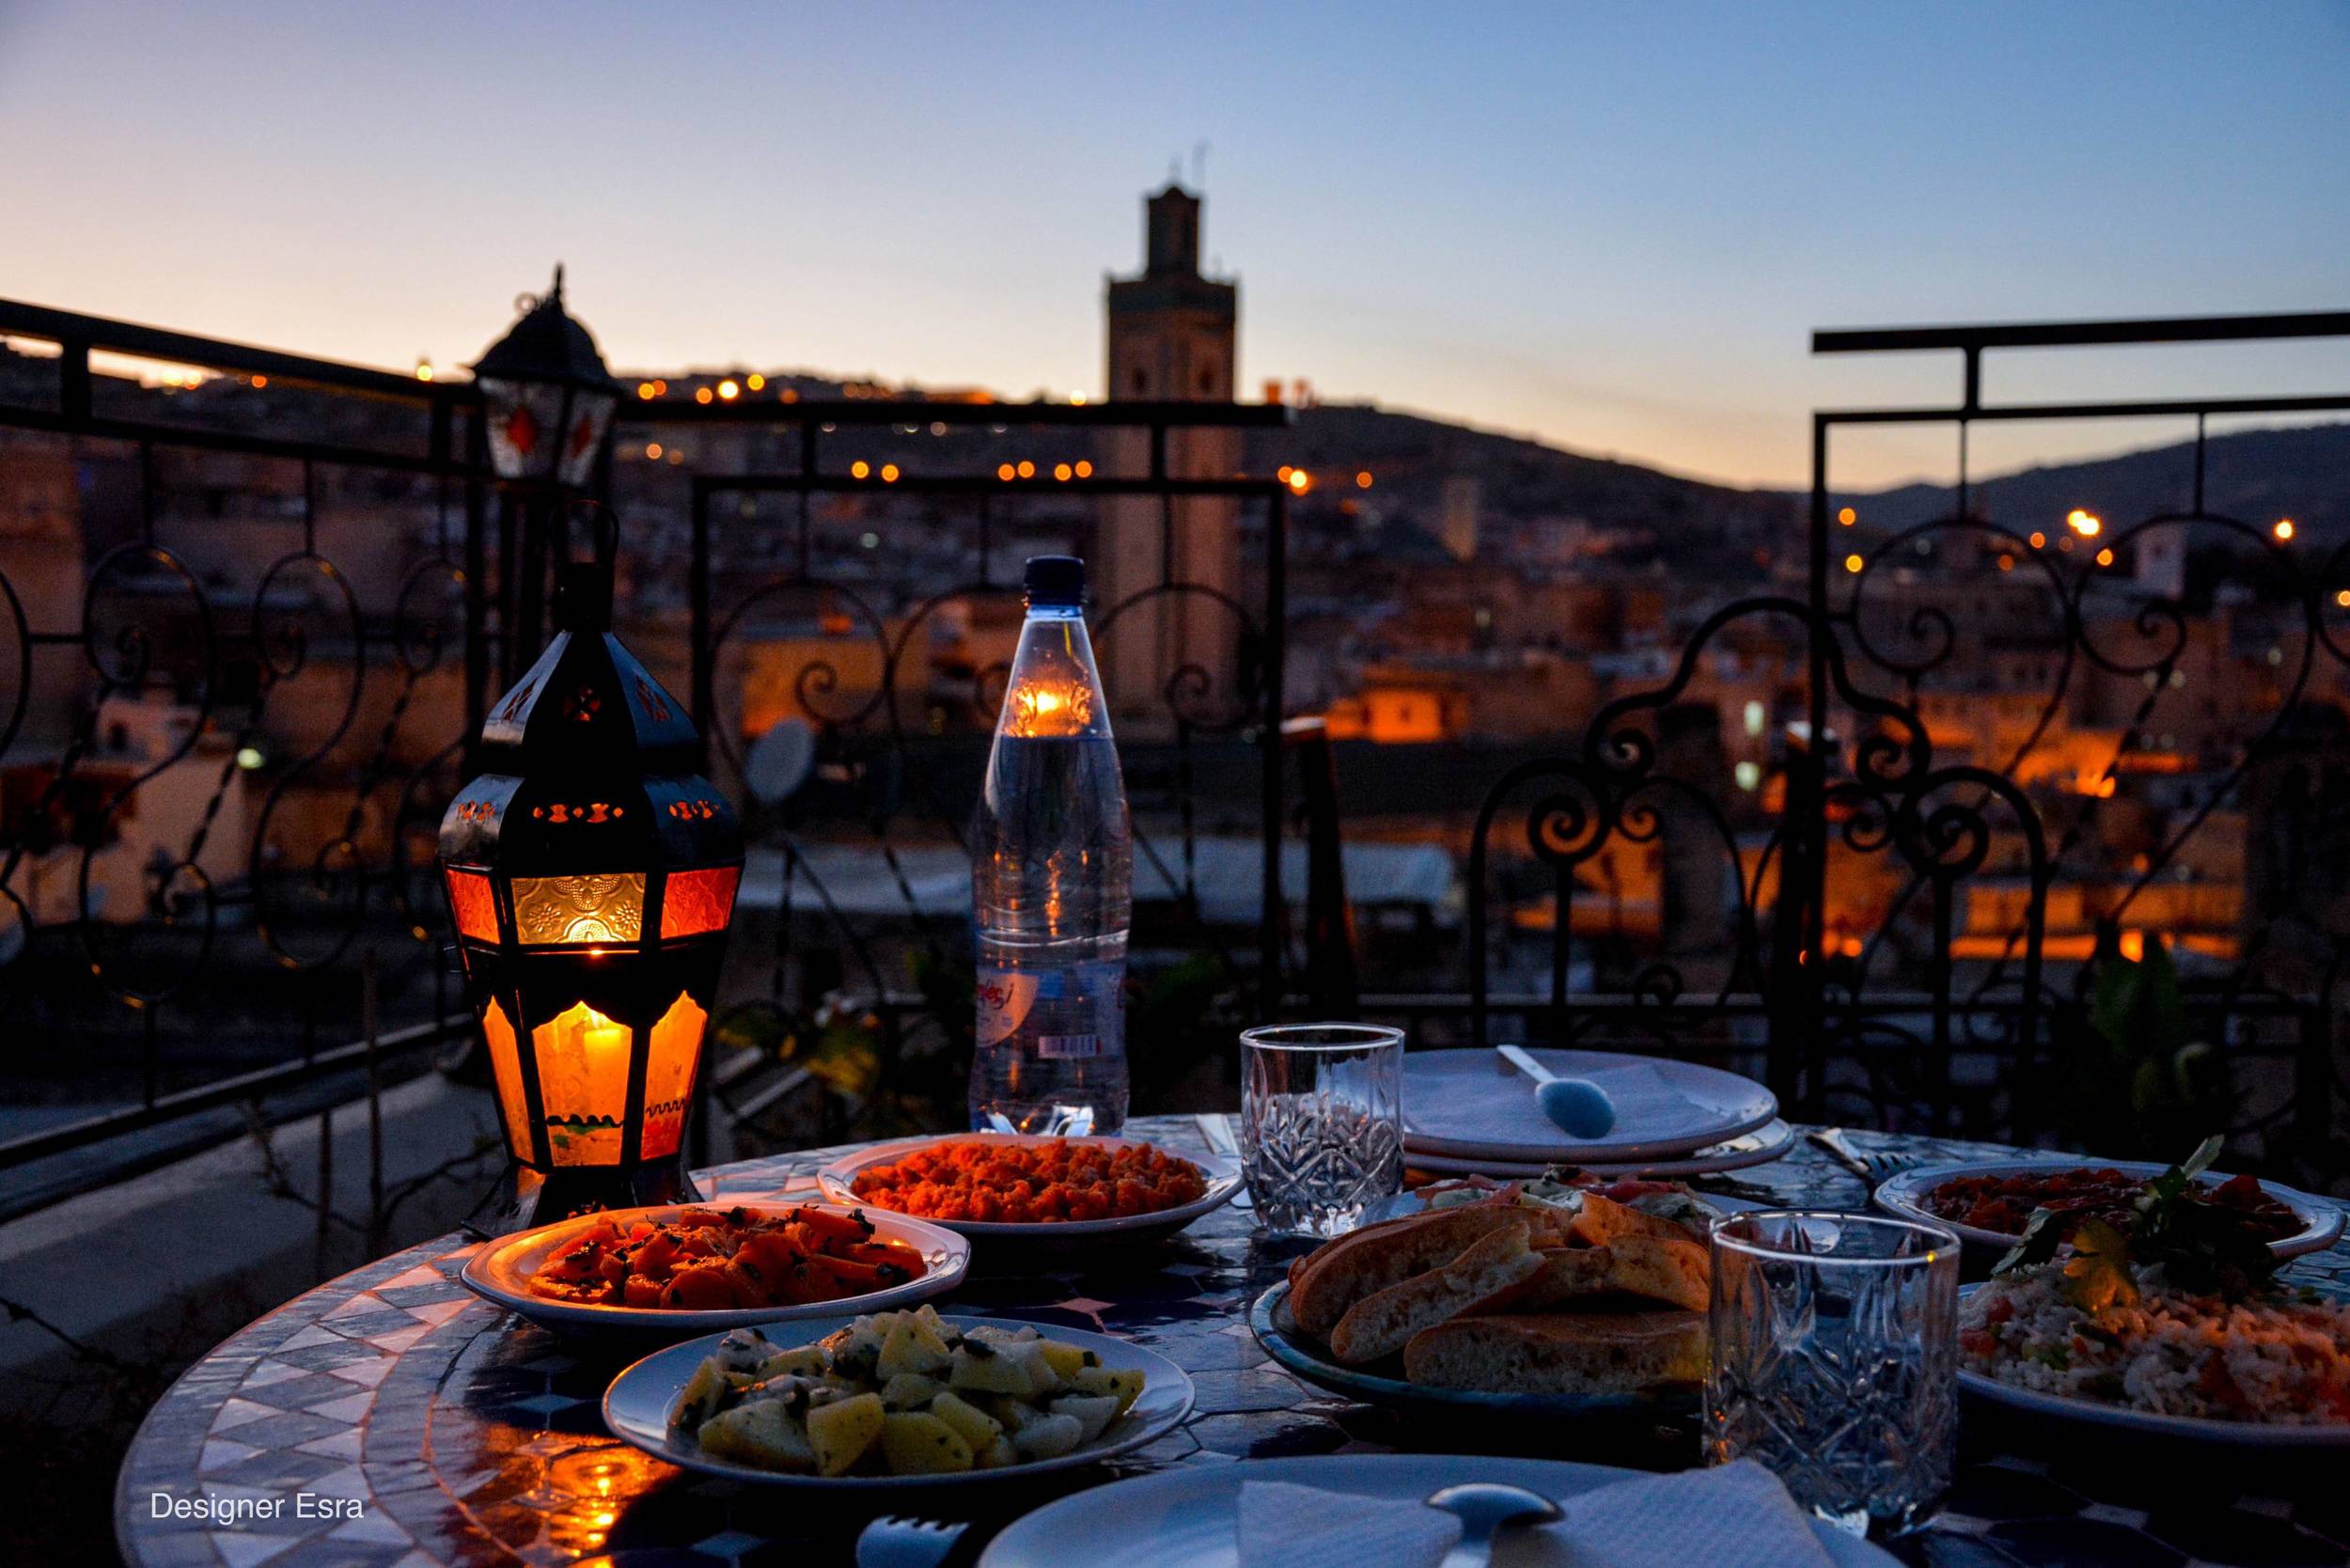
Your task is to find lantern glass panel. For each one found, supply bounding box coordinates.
[642,990,708,1159]
[660,866,741,940]
[556,392,617,488]
[480,997,534,1161]
[446,867,500,943]
[479,375,567,483]
[510,871,645,945]
[533,1000,633,1165]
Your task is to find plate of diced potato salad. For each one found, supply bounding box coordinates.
[601,1306,1195,1485]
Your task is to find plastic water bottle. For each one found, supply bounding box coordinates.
[969,556,1133,1135]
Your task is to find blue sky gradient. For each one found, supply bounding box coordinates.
[3,1,2344,486]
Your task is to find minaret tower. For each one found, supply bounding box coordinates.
[1097,183,1241,727]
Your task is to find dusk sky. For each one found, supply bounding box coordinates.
[3,1,2345,489]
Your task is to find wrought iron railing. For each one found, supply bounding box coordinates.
[3,297,2344,1217]
[0,298,1288,1211]
[1437,310,2350,1187]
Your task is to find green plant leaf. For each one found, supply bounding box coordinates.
[1994,1206,2065,1277]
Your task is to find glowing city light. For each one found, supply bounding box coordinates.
[1843,553,1864,573]
[1053,463,1073,481]
[2336,590,2350,609]
[746,373,765,391]
[1997,555,2014,572]
[851,461,870,479]
[695,387,713,404]
[717,380,740,400]
[415,361,435,382]
[1075,460,1093,478]
[1017,460,1036,478]
[2066,509,2102,538]
[2029,531,2045,549]
[1837,507,1856,525]
[1357,471,1374,489]
[250,374,268,388]
[1287,469,1311,494]
[1733,760,1761,791]
[996,463,1016,481]
[1277,465,1293,482]
[644,442,663,460]
[2095,547,2115,567]
[880,463,900,482]
[637,382,657,400]
[2275,518,2295,541]
[235,746,265,771]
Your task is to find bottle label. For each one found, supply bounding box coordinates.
[976,959,1123,1056]
[975,970,1041,1047]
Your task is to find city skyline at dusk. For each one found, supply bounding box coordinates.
[5,0,2346,490]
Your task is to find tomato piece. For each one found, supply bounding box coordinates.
[786,1206,872,1243]
[659,1264,735,1310]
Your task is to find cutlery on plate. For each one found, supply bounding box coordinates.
[1805,1126,1919,1181]
[1426,1482,1564,1567]
[1496,1044,1617,1138]
[854,1513,968,1568]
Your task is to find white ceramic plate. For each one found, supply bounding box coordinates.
[1872,1159,2345,1260]
[460,1200,969,1332]
[1400,1048,1778,1164]
[817,1133,1243,1245]
[603,1315,1194,1487]
[977,1451,1903,1567]
[1955,1282,2350,1449]
[1366,1186,1770,1228]
[1402,1119,1797,1180]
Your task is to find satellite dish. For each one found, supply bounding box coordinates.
[744,717,817,807]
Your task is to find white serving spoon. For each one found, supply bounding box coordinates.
[1496,1044,1618,1138]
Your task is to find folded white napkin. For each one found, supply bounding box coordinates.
[1235,1461,1835,1568]
[1545,1460,1838,1567]
[1403,1059,1724,1152]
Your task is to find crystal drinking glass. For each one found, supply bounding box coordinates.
[1705,1210,1960,1537]
[1239,1023,1403,1237]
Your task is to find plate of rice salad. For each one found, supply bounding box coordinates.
[1956,1274,2350,1445]
[818,1134,1242,1246]
[1954,1137,2350,1446]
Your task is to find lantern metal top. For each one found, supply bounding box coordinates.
[439,509,741,880]
[471,264,621,393]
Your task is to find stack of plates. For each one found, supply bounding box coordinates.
[1401,1047,1790,1179]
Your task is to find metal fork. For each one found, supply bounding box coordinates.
[1806,1126,1923,1183]
[854,1513,968,1568]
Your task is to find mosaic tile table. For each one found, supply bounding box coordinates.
[118,1118,2348,1568]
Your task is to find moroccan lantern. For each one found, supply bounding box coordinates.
[472,264,620,489]
[439,514,742,1226]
